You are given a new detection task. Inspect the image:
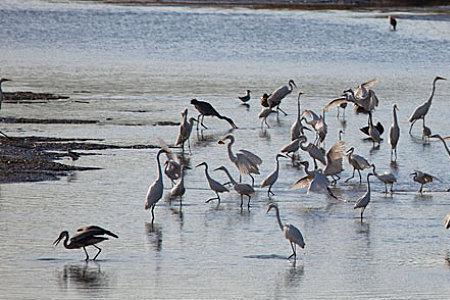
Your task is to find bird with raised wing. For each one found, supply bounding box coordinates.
[196,162,229,204]
[191,98,238,130]
[260,154,287,196]
[266,79,297,115]
[323,140,346,185]
[301,109,327,145]
[218,134,262,186]
[409,76,446,134]
[267,203,305,260]
[298,135,326,169]
[214,166,255,208]
[290,92,310,140]
[53,225,118,261]
[292,161,338,199]
[354,173,374,221]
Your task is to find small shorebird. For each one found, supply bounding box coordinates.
[389,15,397,31]
[53,225,118,261]
[238,90,251,103]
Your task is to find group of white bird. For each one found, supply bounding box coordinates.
[143,76,450,259]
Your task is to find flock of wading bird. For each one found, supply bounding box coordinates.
[49,76,450,261]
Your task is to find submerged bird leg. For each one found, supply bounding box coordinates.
[240,195,244,208]
[360,208,364,222]
[390,184,394,193]
[83,247,89,261]
[93,245,102,260]
[277,106,288,116]
[419,184,423,194]
[358,169,362,184]
[345,168,356,183]
[384,184,388,194]
[287,242,296,259]
[247,195,251,208]
[264,118,270,128]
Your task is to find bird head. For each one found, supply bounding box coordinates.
[298,91,304,96]
[218,134,233,145]
[435,76,447,82]
[213,166,226,172]
[393,104,399,111]
[189,117,197,123]
[299,161,309,168]
[289,79,297,89]
[0,78,11,83]
[266,202,278,214]
[181,108,188,117]
[429,134,441,139]
[190,99,198,105]
[247,90,251,94]
[53,231,68,246]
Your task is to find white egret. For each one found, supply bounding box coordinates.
[175,108,197,153]
[290,92,310,140]
[389,104,400,161]
[196,162,229,204]
[258,107,277,129]
[345,147,371,183]
[266,79,297,115]
[267,203,305,260]
[430,134,450,159]
[371,164,397,193]
[354,173,374,221]
[169,165,189,202]
[260,154,287,196]
[218,134,262,186]
[408,76,446,134]
[191,99,238,130]
[323,140,346,185]
[53,225,118,261]
[238,90,251,103]
[410,170,440,194]
[292,161,338,199]
[145,149,167,223]
[214,166,255,208]
[298,135,326,169]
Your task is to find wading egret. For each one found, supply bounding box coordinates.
[53,225,118,261]
[267,203,305,260]
[371,164,397,193]
[389,104,400,161]
[345,147,371,183]
[196,162,229,204]
[410,170,439,194]
[260,154,287,196]
[354,173,374,221]
[191,99,238,130]
[266,79,297,115]
[145,149,167,223]
[214,166,255,208]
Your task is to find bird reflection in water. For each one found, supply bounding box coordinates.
[170,206,184,229]
[145,222,163,252]
[283,262,304,288]
[57,263,111,293]
[259,128,271,140]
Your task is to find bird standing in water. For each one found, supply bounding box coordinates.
[191,99,238,130]
[238,90,251,104]
[53,225,118,261]
[410,170,439,194]
[145,149,167,224]
[389,15,397,31]
[267,203,305,260]
[260,154,287,196]
[354,173,374,221]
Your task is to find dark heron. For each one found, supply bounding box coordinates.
[190,99,238,130]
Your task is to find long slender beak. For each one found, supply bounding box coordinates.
[278,154,288,158]
[409,172,415,176]
[218,140,225,145]
[53,236,62,246]
[184,166,192,170]
[213,167,221,171]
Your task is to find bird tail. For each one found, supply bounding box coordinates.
[217,114,238,129]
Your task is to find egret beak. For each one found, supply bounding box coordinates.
[278,154,288,159]
[218,140,225,145]
[213,167,221,171]
[53,236,62,246]
[409,172,416,176]
[437,76,447,81]
[184,166,192,170]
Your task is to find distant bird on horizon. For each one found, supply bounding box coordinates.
[191,99,238,130]
[389,15,397,31]
[238,90,251,103]
[53,225,118,261]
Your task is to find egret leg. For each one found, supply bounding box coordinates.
[239,174,242,183]
[394,148,397,160]
[343,108,346,119]
[151,205,155,224]
[358,169,362,184]
[205,196,219,203]
[201,115,208,129]
[196,114,201,130]
[419,184,423,194]
[278,106,288,116]
[188,138,191,155]
[337,107,340,118]
[83,247,89,261]
[240,195,243,208]
[390,184,394,193]
[260,119,264,129]
[360,207,365,222]
[384,184,388,194]
[249,174,255,187]
[264,118,270,128]
[422,116,426,128]
[288,242,296,259]
[345,168,356,183]
[247,195,251,208]
[313,159,318,170]
[93,245,102,260]
[268,185,275,196]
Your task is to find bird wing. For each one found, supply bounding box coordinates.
[308,172,330,193]
[327,141,346,162]
[72,226,118,242]
[281,139,299,153]
[301,109,320,122]
[157,138,174,160]
[239,149,262,165]
[284,224,305,248]
[291,175,313,190]
[444,213,450,229]
[352,154,371,169]
[361,78,378,89]
[369,90,379,108]
[236,153,260,174]
[267,85,290,106]
[323,97,348,112]
[354,191,370,209]
[145,179,164,209]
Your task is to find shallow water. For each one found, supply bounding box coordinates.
[1,1,450,299]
